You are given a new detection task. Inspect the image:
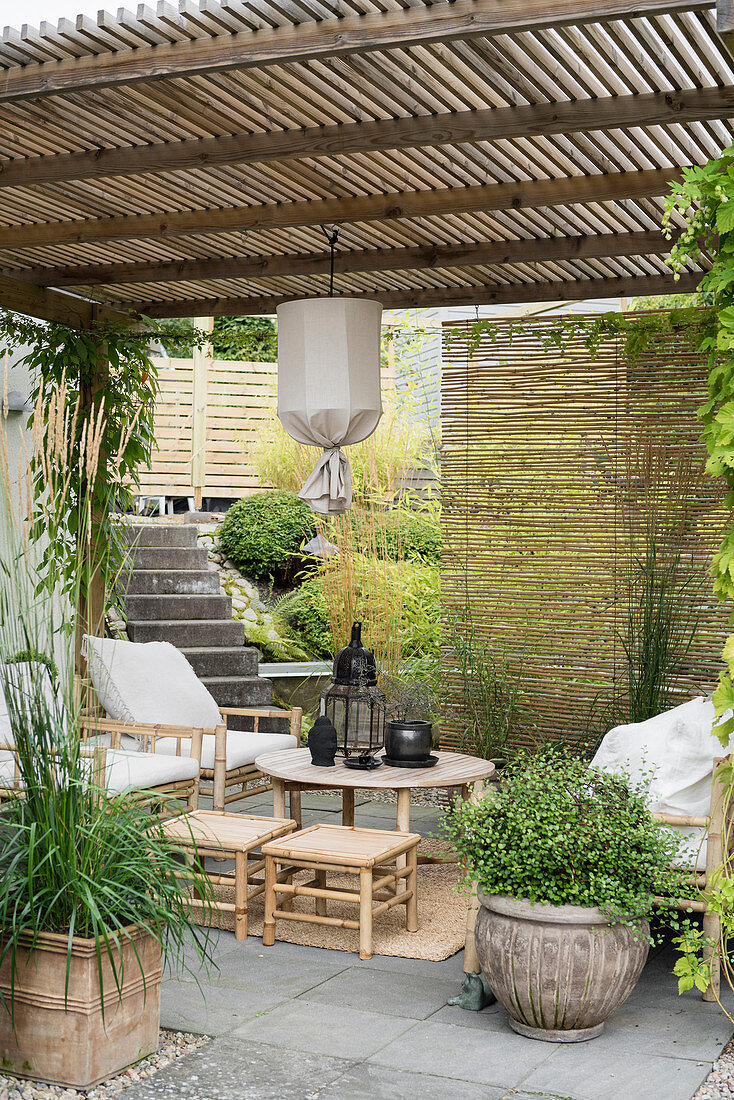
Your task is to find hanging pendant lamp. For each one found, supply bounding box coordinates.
[276,228,383,515]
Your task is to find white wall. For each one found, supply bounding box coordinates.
[1,343,34,527]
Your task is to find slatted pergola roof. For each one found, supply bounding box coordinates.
[1,0,734,326]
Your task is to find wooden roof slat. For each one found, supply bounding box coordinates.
[113,270,705,316]
[0,168,683,248]
[0,86,730,189]
[0,0,713,103]
[16,229,683,288]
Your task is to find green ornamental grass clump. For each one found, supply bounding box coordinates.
[443,754,688,929]
[218,490,316,582]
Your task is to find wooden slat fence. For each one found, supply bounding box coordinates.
[138,357,277,499]
[440,311,731,753]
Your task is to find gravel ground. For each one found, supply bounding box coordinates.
[693,1036,734,1098]
[0,1031,210,1100]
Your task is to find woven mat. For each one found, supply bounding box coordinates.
[194,838,466,961]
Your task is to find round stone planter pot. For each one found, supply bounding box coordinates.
[475,891,649,1043]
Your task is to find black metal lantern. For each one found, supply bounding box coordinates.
[321,621,386,769]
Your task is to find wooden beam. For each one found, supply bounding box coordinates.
[116,271,705,318]
[19,230,683,289]
[0,272,132,326]
[0,0,710,105]
[0,88,730,189]
[3,169,683,250]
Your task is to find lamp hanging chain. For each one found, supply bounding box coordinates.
[320,224,340,297]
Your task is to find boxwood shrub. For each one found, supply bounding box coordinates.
[218,491,316,582]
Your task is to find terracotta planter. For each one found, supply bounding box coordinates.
[475,892,649,1042]
[0,926,162,1088]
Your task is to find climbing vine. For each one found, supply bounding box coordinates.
[0,311,204,608]
[663,148,734,745]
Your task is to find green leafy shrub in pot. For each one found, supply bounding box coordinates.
[218,490,316,582]
[444,755,690,1041]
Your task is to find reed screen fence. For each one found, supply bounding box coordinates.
[440,311,731,753]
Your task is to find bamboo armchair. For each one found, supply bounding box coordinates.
[652,755,732,1002]
[204,706,303,812]
[79,715,204,814]
[0,739,107,802]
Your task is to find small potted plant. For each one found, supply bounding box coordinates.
[444,753,688,1042]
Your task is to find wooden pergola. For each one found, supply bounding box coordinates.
[2,0,734,326]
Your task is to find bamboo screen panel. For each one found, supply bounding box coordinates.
[138,358,276,499]
[441,311,731,752]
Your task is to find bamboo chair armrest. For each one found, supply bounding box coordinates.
[219,707,298,718]
[651,811,710,829]
[80,716,219,740]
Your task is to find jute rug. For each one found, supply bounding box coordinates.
[193,838,466,961]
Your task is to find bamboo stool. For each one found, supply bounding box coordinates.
[162,810,297,940]
[261,824,421,960]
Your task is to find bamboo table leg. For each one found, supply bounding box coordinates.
[289,788,302,828]
[263,855,276,947]
[396,787,411,869]
[448,778,496,1011]
[359,867,373,960]
[272,778,286,820]
[315,868,327,917]
[342,787,355,827]
[406,845,418,933]
[235,850,247,940]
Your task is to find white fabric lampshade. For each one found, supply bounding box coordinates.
[277,297,383,514]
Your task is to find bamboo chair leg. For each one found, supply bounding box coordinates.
[213,724,227,812]
[359,867,373,961]
[343,788,355,827]
[263,857,276,947]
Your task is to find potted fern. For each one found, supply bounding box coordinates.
[444,753,688,1042]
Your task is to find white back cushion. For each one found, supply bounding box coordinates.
[592,696,728,870]
[83,636,222,729]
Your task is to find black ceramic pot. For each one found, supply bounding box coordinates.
[385,720,433,762]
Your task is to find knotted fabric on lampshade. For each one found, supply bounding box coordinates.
[277,297,383,514]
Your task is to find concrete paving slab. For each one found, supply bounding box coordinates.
[232,999,417,1060]
[318,1062,506,1099]
[160,978,290,1035]
[520,1046,711,1100]
[297,965,460,1019]
[368,1018,556,1088]
[352,950,465,979]
[209,949,351,994]
[120,1036,353,1100]
[589,1000,732,1061]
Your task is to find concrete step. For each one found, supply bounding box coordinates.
[181,646,259,678]
[123,525,198,549]
[127,619,246,646]
[124,569,220,596]
[204,676,273,710]
[130,547,209,571]
[124,593,232,621]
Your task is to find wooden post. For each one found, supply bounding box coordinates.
[342,787,355,827]
[75,328,108,669]
[703,758,726,1002]
[191,316,213,509]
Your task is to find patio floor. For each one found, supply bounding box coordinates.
[122,794,734,1100]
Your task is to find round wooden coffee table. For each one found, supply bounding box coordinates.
[254,747,495,835]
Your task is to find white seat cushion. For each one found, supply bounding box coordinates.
[83,636,222,733]
[0,750,198,797]
[105,749,199,795]
[156,730,297,770]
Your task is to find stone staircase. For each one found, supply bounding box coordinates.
[121,525,272,714]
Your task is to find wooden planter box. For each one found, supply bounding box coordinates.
[0,926,162,1088]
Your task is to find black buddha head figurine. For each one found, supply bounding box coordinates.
[308,715,338,767]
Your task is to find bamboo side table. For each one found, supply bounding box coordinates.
[262,823,421,960]
[254,748,495,975]
[162,810,297,940]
